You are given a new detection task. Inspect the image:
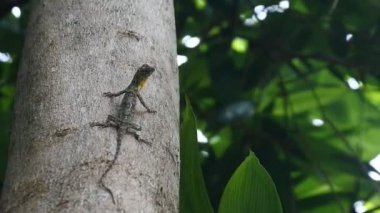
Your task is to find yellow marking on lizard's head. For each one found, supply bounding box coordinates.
[133,64,155,90]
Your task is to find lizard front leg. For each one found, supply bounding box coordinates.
[136,93,156,113]
[103,89,128,98]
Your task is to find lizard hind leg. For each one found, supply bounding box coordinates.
[90,115,119,128]
[107,115,142,131]
[125,127,151,145]
[122,121,141,131]
[89,121,118,128]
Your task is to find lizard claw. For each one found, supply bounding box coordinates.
[139,138,152,146]
[129,131,152,145]
[148,109,157,114]
[102,92,113,97]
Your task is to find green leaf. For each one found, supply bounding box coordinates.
[273,86,347,115]
[292,0,309,14]
[219,151,283,213]
[231,37,248,53]
[209,127,232,158]
[194,0,206,10]
[180,96,214,213]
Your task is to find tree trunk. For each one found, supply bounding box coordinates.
[0,0,179,212]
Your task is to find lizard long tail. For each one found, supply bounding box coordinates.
[99,130,122,204]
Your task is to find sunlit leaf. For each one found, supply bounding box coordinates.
[231,37,248,53]
[194,0,206,10]
[209,127,232,158]
[273,86,347,115]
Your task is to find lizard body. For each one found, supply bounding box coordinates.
[90,64,156,204]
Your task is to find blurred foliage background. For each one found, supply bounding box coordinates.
[1,0,380,212]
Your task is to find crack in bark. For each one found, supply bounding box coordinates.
[54,127,78,137]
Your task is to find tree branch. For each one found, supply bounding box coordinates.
[328,0,339,15]
[287,51,357,68]
[282,50,368,81]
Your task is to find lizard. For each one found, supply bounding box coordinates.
[90,64,156,204]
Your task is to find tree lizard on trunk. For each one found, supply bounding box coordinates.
[90,64,156,204]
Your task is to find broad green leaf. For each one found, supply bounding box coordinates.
[219,151,283,213]
[180,96,214,213]
[273,86,346,115]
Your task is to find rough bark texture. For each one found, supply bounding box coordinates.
[0,0,179,212]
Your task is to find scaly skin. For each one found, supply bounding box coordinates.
[90,64,156,204]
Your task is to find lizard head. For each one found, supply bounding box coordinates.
[133,64,155,89]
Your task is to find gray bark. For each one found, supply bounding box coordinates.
[0,0,179,212]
